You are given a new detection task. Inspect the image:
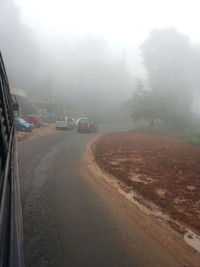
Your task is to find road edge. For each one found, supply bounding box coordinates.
[16,124,57,143]
[84,134,200,267]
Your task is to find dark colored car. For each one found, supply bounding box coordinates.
[15,117,33,132]
[76,118,98,133]
[23,115,42,127]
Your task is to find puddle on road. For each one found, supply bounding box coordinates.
[184,229,200,253]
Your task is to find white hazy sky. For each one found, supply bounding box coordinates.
[15,0,200,44]
[14,0,200,75]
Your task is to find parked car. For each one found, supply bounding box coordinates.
[76,118,98,133]
[15,117,33,132]
[23,115,42,127]
[56,116,74,130]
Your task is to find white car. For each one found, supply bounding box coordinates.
[56,116,74,130]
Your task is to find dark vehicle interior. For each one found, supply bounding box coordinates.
[0,52,24,267]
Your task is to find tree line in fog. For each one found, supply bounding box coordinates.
[1,0,200,128]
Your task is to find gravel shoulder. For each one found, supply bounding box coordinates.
[16,123,56,142]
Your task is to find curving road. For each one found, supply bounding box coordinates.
[18,127,180,267]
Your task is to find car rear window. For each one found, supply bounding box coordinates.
[79,119,90,123]
[56,116,66,121]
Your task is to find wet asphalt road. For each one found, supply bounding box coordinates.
[18,128,179,267]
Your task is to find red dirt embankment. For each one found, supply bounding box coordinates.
[93,131,200,235]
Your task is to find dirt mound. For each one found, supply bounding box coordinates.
[93,131,200,235]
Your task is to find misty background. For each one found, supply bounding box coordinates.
[1,0,200,129]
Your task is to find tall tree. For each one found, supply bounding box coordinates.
[140,28,200,129]
[0,0,41,95]
[141,28,195,110]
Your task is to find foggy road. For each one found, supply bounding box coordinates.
[18,128,179,267]
[2,0,200,266]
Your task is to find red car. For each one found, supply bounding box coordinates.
[23,115,42,127]
[76,118,98,133]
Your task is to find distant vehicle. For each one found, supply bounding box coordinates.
[76,118,98,133]
[23,114,42,127]
[56,115,74,130]
[15,117,33,132]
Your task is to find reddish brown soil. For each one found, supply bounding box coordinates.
[93,131,200,235]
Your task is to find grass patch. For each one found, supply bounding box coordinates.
[175,133,200,145]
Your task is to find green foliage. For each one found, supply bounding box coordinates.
[126,28,200,131]
[175,134,200,145]
[125,80,162,127]
[125,78,193,130]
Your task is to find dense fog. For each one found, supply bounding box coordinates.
[1,0,200,128]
